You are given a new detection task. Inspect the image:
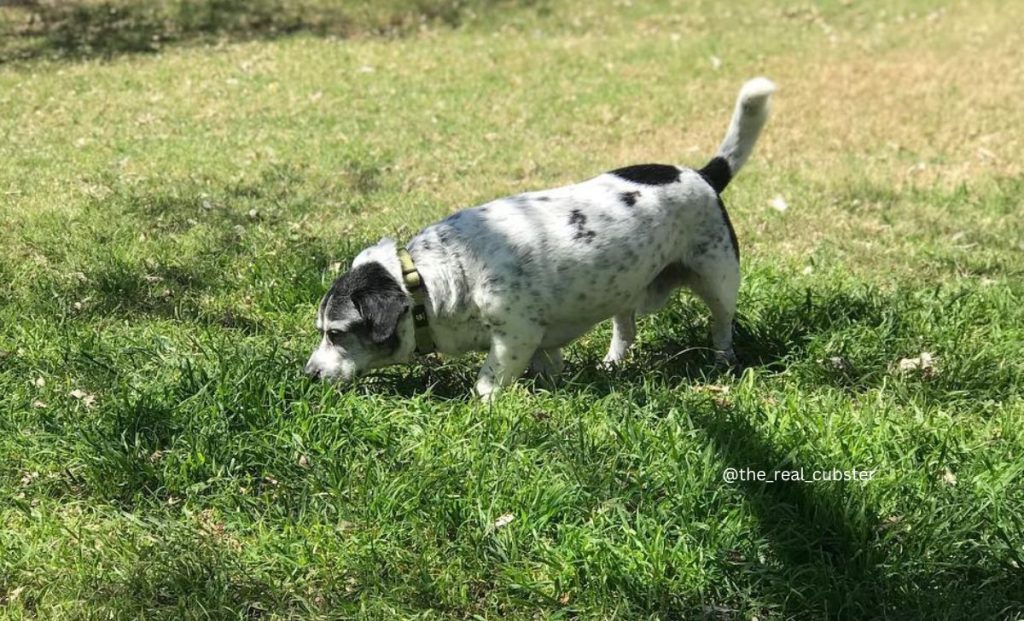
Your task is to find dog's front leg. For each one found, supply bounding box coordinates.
[475,326,543,401]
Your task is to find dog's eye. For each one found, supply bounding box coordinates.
[326,329,344,344]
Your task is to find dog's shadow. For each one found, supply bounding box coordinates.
[364,282,897,400]
[351,284,1021,618]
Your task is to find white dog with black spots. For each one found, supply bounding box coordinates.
[305,77,776,400]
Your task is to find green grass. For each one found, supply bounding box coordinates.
[2,0,1023,618]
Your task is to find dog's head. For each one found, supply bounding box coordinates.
[305,239,415,382]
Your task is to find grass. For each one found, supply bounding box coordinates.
[1,0,1023,618]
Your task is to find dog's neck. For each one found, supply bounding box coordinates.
[396,248,433,354]
[404,228,473,353]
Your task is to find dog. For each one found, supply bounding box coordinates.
[305,77,776,399]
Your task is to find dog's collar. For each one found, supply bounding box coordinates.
[397,248,434,354]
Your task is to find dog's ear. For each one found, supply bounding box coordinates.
[352,237,398,269]
[352,277,409,345]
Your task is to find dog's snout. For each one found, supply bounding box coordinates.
[304,360,320,379]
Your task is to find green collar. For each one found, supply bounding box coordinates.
[397,248,434,354]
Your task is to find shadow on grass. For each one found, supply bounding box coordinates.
[31,165,351,328]
[692,403,1023,619]
[43,275,1021,617]
[0,0,536,64]
[54,231,279,331]
[368,282,904,401]
[355,282,1021,617]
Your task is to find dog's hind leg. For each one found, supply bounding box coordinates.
[601,262,691,367]
[476,324,543,401]
[684,251,740,365]
[528,347,563,380]
[602,311,637,365]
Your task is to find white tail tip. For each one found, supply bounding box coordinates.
[706,77,777,188]
[739,77,777,105]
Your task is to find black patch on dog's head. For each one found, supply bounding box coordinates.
[698,156,733,194]
[620,191,640,207]
[324,262,408,351]
[609,164,680,185]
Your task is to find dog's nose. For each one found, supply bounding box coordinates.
[304,361,320,379]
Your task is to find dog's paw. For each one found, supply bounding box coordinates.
[715,349,743,374]
[599,353,628,371]
[474,379,500,404]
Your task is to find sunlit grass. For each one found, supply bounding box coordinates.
[1,0,1022,618]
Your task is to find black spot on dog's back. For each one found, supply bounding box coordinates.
[609,164,680,185]
[620,191,640,207]
[568,209,597,243]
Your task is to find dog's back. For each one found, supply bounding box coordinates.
[416,78,776,345]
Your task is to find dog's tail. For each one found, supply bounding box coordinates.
[698,77,776,194]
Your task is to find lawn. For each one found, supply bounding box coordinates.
[1,0,1023,618]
